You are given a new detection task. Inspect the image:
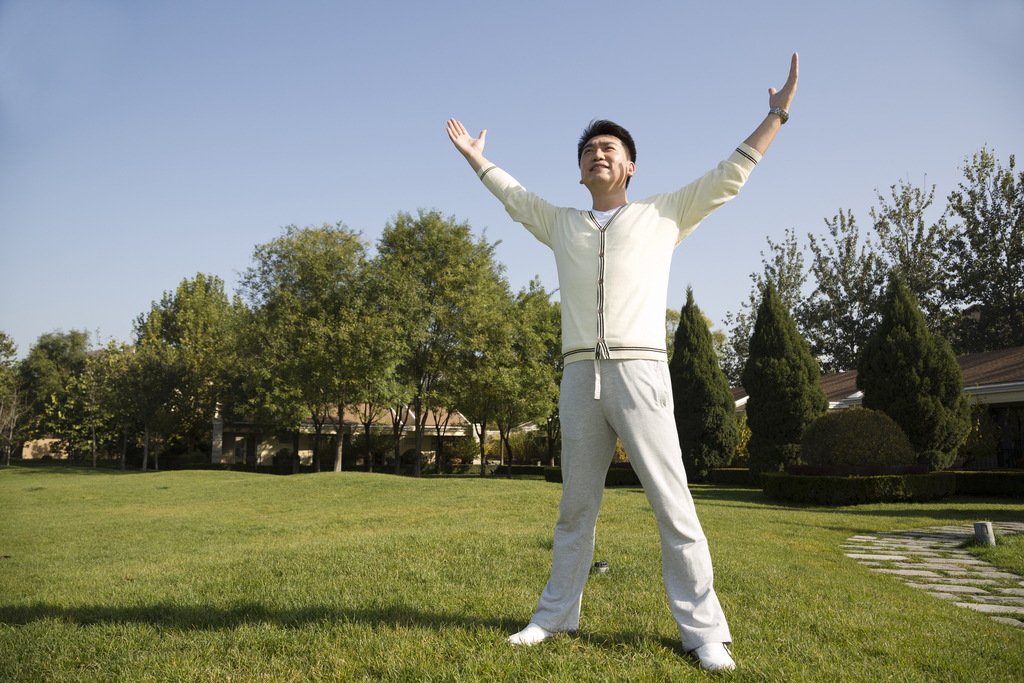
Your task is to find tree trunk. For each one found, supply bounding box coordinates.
[334,430,343,472]
[292,430,300,474]
[142,424,150,471]
[312,430,321,473]
[412,398,423,478]
[121,421,128,471]
[91,423,97,468]
[476,420,488,477]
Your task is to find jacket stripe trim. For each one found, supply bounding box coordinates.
[735,147,758,165]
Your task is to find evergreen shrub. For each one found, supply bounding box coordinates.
[670,287,738,481]
[761,472,956,505]
[917,450,955,472]
[742,282,828,475]
[858,276,970,466]
[801,408,915,467]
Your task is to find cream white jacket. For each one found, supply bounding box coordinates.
[478,143,760,365]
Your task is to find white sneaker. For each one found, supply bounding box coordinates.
[692,643,736,672]
[507,623,555,646]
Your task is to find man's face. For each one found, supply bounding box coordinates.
[579,135,635,191]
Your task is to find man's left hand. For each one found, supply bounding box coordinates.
[769,53,799,113]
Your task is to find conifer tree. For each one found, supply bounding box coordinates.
[669,287,738,481]
[741,281,828,475]
[857,275,970,469]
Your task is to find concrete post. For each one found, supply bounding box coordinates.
[974,521,996,546]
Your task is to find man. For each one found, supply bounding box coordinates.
[446,53,798,673]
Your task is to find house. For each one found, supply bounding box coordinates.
[212,404,477,467]
[731,346,1024,468]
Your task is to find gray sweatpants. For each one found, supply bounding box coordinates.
[530,358,731,651]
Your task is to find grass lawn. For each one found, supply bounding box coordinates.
[1,463,1022,682]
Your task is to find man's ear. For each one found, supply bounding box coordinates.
[627,162,635,178]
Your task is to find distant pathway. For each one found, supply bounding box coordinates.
[843,522,1024,628]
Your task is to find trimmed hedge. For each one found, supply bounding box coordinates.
[544,467,641,487]
[953,471,1024,498]
[761,472,956,506]
[708,468,759,487]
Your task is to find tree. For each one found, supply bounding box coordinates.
[669,287,738,481]
[237,223,368,473]
[493,281,560,478]
[376,209,507,477]
[0,332,28,466]
[943,148,1024,353]
[870,179,950,325]
[800,210,887,373]
[741,281,827,475]
[537,299,563,467]
[857,275,970,469]
[19,330,91,442]
[723,228,807,384]
[121,335,181,470]
[135,273,236,457]
[666,307,726,364]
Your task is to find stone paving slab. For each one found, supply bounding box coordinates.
[904,583,988,594]
[871,569,940,577]
[957,603,1024,615]
[971,596,1024,605]
[926,592,959,600]
[845,522,1024,629]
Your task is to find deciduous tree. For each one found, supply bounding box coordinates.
[376,209,506,477]
[943,148,1024,353]
[723,228,807,384]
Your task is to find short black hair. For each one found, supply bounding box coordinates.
[577,120,636,188]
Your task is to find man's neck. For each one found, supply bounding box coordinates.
[590,189,628,212]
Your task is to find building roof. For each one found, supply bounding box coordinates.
[731,345,1024,407]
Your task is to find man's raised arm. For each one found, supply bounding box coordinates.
[743,52,799,156]
[447,119,492,173]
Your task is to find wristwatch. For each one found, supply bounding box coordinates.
[769,106,789,124]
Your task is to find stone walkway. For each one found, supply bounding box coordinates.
[843,522,1024,628]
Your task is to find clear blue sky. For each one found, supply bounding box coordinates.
[2,0,1022,359]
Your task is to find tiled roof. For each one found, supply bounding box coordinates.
[731,345,1024,403]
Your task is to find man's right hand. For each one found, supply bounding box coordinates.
[447,119,489,172]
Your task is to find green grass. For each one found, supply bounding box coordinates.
[966,533,1024,577]
[1,463,1022,682]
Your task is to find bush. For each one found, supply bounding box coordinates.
[761,472,956,506]
[953,471,1024,498]
[801,408,915,467]
[917,449,955,472]
[273,448,292,467]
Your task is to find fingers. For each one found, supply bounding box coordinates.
[785,52,799,91]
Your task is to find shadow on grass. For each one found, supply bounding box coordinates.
[0,601,688,654]
[0,601,516,633]
[2,462,142,476]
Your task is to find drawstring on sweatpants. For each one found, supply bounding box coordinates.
[594,358,602,400]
